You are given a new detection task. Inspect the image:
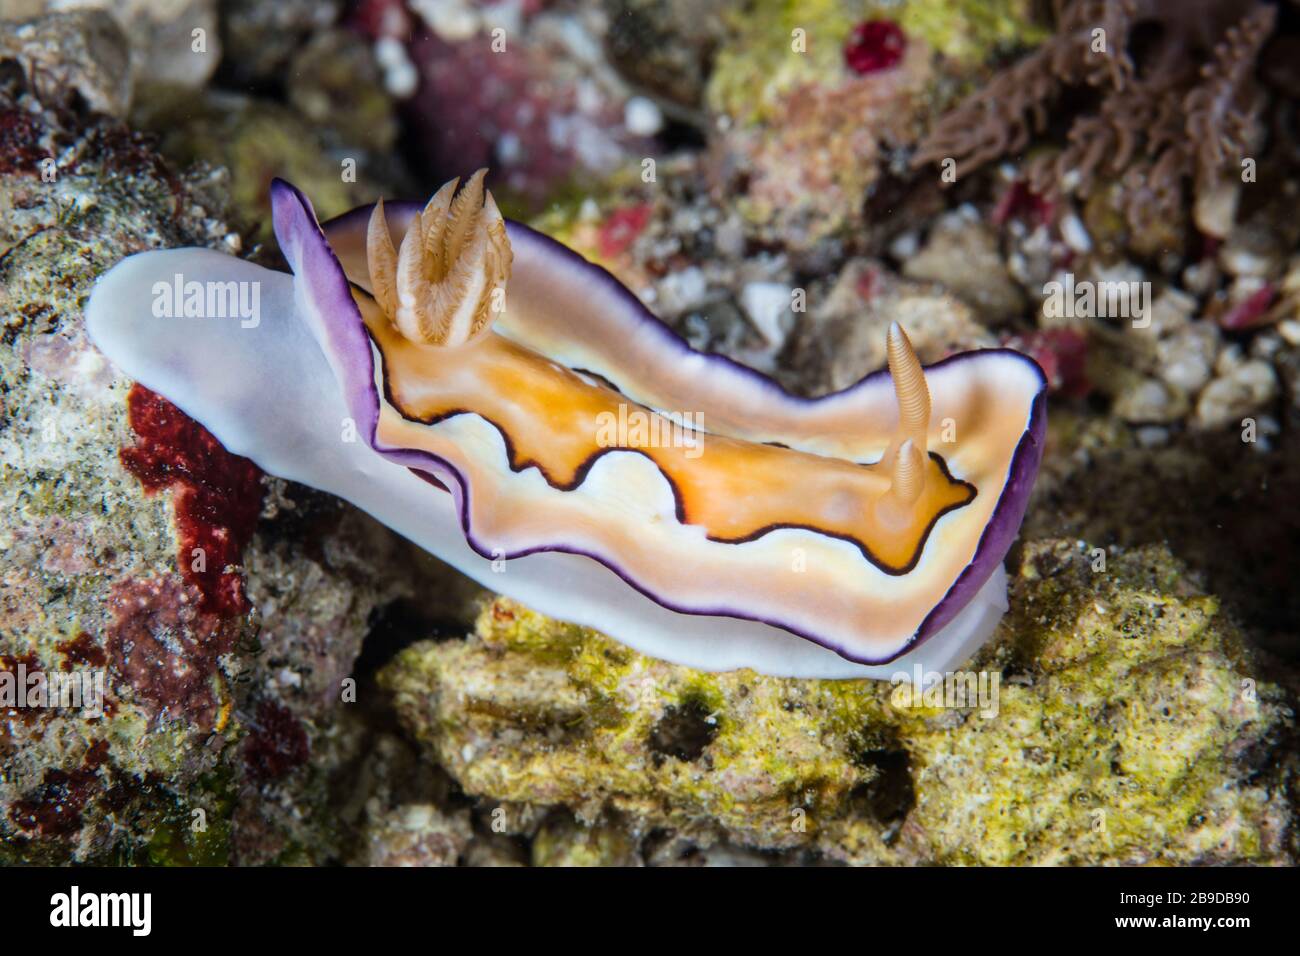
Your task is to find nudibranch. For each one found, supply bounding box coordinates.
[86,174,1046,680]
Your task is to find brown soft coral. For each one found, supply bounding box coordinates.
[914,0,1282,239]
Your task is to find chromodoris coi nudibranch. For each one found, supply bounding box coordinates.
[86,174,1047,680]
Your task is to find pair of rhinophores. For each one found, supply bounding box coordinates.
[87,172,1047,680]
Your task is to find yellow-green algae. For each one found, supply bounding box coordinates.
[706,0,1046,123]
[130,92,370,242]
[701,0,1044,249]
[892,0,1048,66]
[532,815,642,867]
[379,539,1292,864]
[708,0,863,125]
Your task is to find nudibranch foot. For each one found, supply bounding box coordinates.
[86,175,1047,680]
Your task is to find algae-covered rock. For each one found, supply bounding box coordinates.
[891,0,1047,66]
[901,207,1027,324]
[1,0,220,91]
[0,10,133,118]
[219,0,342,86]
[126,24,406,246]
[705,2,930,250]
[780,257,996,395]
[380,541,1292,865]
[0,83,425,864]
[286,29,399,154]
[0,94,248,863]
[860,539,1291,865]
[603,0,728,108]
[129,90,377,243]
[358,802,472,867]
[532,815,643,867]
[381,598,875,852]
[702,0,1045,250]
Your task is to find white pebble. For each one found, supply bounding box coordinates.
[624,96,664,136]
[1278,319,1300,347]
[739,281,794,348]
[888,231,920,260]
[375,38,418,98]
[496,132,522,165]
[1135,426,1170,448]
[657,267,709,314]
[1059,212,1092,254]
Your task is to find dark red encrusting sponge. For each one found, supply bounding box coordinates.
[106,576,240,729]
[119,384,264,616]
[0,108,45,175]
[8,740,110,838]
[243,700,310,783]
[843,20,907,75]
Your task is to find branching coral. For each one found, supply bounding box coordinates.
[914,0,1283,238]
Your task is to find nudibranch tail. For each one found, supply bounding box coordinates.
[367,169,513,347]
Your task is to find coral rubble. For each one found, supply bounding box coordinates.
[380,543,1292,865]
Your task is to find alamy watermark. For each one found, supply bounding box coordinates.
[152,273,261,328]
[0,664,105,718]
[890,665,1000,718]
[50,886,151,936]
[1043,273,1151,328]
[595,403,704,459]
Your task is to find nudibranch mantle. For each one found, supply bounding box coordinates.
[86,177,1046,680]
